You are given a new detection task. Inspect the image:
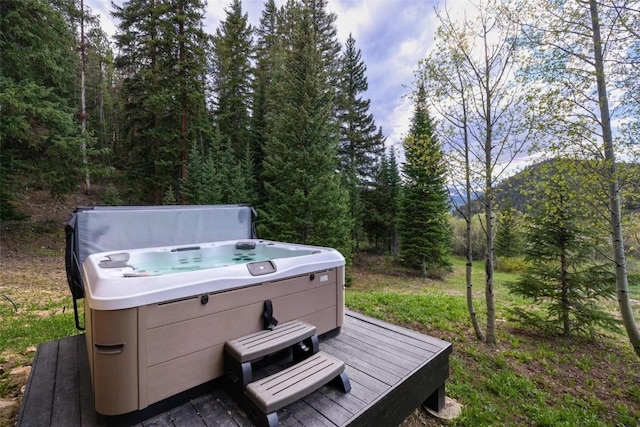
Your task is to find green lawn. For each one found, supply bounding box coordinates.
[346,256,640,426]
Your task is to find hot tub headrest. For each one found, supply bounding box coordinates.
[64,204,257,328]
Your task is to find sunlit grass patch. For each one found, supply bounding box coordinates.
[345,291,468,332]
[529,404,608,427]
[0,296,78,356]
[484,370,539,399]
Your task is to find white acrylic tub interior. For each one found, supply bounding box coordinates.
[83,239,345,311]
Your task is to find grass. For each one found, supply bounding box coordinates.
[0,286,79,419]
[347,254,640,427]
[630,278,640,300]
[347,292,468,332]
[0,297,78,356]
[0,225,79,425]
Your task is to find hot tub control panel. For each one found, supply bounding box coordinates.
[247,260,276,276]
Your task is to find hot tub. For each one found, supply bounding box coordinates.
[82,239,345,416]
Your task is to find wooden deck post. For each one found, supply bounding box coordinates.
[424,384,446,412]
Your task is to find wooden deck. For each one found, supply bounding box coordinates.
[17,310,452,427]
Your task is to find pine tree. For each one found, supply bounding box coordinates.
[113,0,163,201]
[336,34,385,250]
[398,84,451,275]
[507,161,619,338]
[70,2,119,194]
[181,140,215,204]
[181,128,255,205]
[217,137,256,205]
[0,0,84,216]
[362,148,401,254]
[250,0,280,206]
[83,23,116,166]
[303,0,342,101]
[112,0,209,203]
[260,2,351,257]
[386,149,402,255]
[102,183,123,206]
[211,0,253,163]
[495,205,523,258]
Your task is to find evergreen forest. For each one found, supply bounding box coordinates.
[0,0,393,261]
[2,0,640,350]
[0,0,453,270]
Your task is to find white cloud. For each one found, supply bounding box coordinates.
[328,0,386,41]
[204,0,230,29]
[342,0,438,148]
[87,0,117,36]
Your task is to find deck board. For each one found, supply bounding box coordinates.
[192,395,242,427]
[342,322,438,358]
[51,336,80,425]
[19,337,58,425]
[17,310,452,427]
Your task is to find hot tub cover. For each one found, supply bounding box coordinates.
[64,204,256,328]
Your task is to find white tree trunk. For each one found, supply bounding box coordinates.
[589,0,640,358]
[80,0,90,194]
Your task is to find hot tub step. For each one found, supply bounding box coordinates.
[245,351,351,426]
[225,320,320,391]
[225,320,317,363]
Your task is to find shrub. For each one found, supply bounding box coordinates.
[450,214,488,259]
[102,183,123,206]
[495,256,530,273]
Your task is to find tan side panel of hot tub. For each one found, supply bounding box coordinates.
[145,303,263,404]
[337,266,345,327]
[296,306,340,336]
[145,283,336,366]
[145,269,337,328]
[147,344,226,404]
[137,306,149,409]
[141,268,340,405]
[143,282,338,405]
[90,308,138,415]
[146,308,339,405]
[269,282,338,334]
[146,303,263,366]
[84,298,94,389]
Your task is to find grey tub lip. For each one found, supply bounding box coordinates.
[82,239,345,311]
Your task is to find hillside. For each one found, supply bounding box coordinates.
[454,159,640,215]
[1,188,101,256]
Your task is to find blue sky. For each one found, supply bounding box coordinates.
[87,0,447,154]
